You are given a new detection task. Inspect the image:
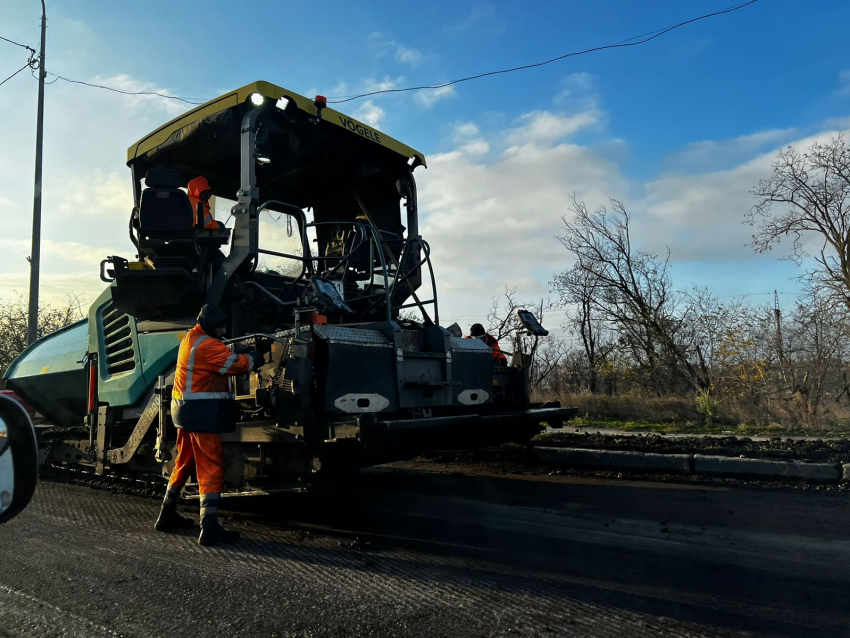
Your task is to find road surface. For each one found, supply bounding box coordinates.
[1,465,849,637]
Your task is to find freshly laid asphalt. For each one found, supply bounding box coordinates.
[1,465,849,637]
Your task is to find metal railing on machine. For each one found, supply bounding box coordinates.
[252,201,437,325]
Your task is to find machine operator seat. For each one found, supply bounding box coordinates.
[109,168,207,320]
[137,168,201,266]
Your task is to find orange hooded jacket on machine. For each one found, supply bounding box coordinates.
[466,323,508,366]
[187,176,218,230]
[481,334,508,366]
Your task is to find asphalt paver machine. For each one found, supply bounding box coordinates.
[4,81,575,494]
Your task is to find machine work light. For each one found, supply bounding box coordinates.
[249,92,264,106]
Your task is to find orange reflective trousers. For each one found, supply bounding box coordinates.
[167,429,225,495]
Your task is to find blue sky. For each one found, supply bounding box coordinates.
[1,0,849,326]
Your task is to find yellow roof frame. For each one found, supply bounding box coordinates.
[126,80,427,168]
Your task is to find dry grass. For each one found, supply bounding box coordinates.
[549,392,703,424]
[535,391,850,435]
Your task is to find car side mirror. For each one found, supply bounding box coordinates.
[0,395,38,524]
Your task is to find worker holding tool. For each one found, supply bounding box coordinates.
[154,304,271,546]
[467,323,508,366]
[187,176,219,230]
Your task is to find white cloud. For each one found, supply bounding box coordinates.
[663,128,797,174]
[354,100,386,128]
[419,111,626,319]
[459,139,490,156]
[0,271,106,306]
[638,160,771,262]
[55,170,133,219]
[0,238,126,304]
[442,5,495,34]
[553,72,596,105]
[0,69,193,304]
[640,128,850,262]
[323,76,402,101]
[363,76,402,93]
[822,115,850,129]
[88,74,193,116]
[369,32,428,68]
[838,70,850,96]
[506,110,600,146]
[414,85,457,109]
[395,45,424,67]
[416,108,850,323]
[452,122,480,140]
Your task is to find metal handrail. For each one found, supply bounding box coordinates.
[253,201,424,324]
[388,236,439,326]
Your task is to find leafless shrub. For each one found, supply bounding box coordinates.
[0,294,86,380]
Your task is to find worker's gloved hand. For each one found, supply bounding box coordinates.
[255,337,273,355]
[249,350,265,370]
[233,344,253,355]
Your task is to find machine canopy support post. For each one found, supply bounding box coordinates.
[206,107,262,316]
[397,170,418,239]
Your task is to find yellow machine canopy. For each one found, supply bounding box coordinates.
[126,81,426,234]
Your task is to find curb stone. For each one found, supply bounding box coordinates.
[693,455,840,481]
[533,446,845,482]
[533,447,691,473]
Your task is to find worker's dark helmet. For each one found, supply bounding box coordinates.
[469,323,485,337]
[197,304,228,334]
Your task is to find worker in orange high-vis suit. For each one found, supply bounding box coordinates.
[154,304,270,546]
[467,323,508,366]
[187,176,218,230]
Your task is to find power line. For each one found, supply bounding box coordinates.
[0,34,35,54]
[0,61,31,88]
[716,291,794,299]
[326,0,758,103]
[46,73,209,105]
[0,35,210,103]
[0,32,39,90]
[31,67,58,83]
[1,1,758,109]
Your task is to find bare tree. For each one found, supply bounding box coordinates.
[486,287,566,390]
[749,137,850,307]
[783,291,850,422]
[553,265,615,393]
[0,294,86,380]
[554,197,705,392]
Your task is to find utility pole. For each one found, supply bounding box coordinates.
[26,0,47,345]
[774,290,787,383]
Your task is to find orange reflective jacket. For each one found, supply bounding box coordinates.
[187,176,217,230]
[171,325,257,432]
[173,325,254,401]
[482,334,507,365]
[466,333,508,365]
